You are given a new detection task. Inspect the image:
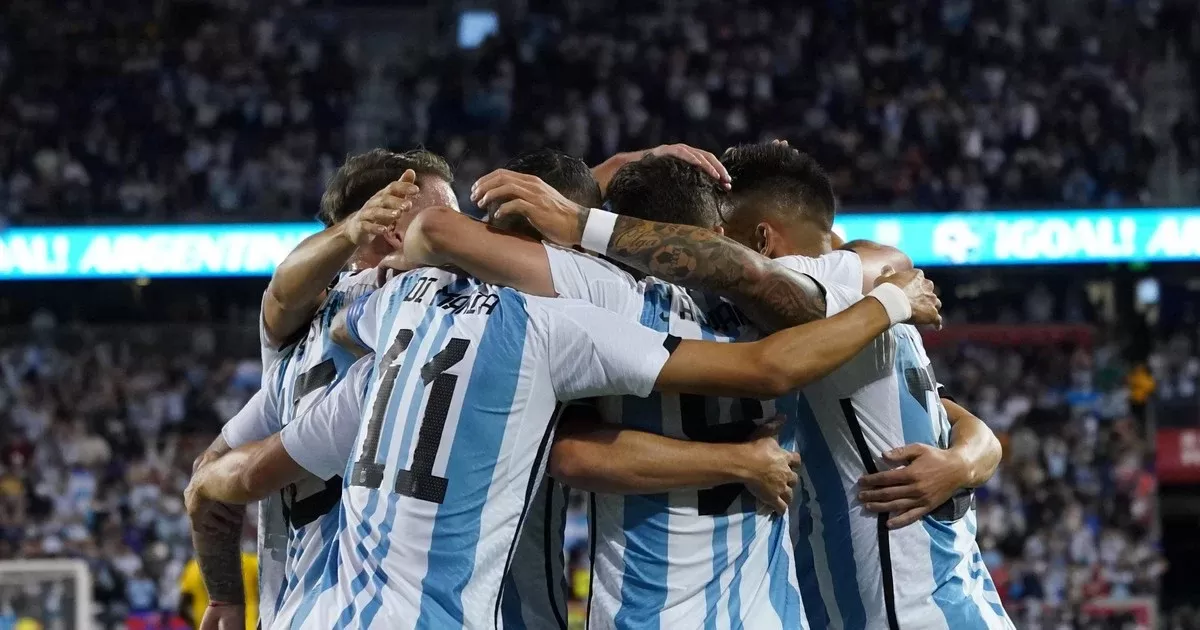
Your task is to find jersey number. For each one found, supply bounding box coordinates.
[349,330,471,504]
[680,395,763,516]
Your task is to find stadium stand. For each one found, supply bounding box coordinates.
[0,0,357,225]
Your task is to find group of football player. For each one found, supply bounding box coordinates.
[183,140,1015,630]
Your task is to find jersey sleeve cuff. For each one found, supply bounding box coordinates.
[280,423,337,481]
[345,294,370,349]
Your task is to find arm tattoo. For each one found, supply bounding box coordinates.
[191,435,246,604]
[605,216,826,330]
[192,508,247,603]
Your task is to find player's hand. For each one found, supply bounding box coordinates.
[875,266,942,329]
[471,170,587,246]
[737,418,801,515]
[184,482,242,536]
[642,144,731,188]
[198,602,245,630]
[341,169,420,246]
[858,443,970,529]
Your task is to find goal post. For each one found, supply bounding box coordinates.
[0,558,92,630]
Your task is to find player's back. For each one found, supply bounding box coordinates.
[282,267,673,630]
[256,268,381,627]
[778,254,1012,630]
[539,246,803,630]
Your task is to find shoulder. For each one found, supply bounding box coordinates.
[775,251,864,289]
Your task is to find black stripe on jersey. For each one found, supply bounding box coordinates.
[293,358,337,406]
[544,482,568,630]
[663,334,682,353]
[840,398,902,630]
[494,403,562,630]
[936,385,955,403]
[585,492,598,625]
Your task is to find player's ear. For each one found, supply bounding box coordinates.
[755,222,773,257]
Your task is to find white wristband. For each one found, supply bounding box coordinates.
[867,283,912,326]
[580,208,618,254]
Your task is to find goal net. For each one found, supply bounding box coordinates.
[0,559,91,630]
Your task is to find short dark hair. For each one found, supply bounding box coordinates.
[503,149,602,208]
[720,143,835,229]
[605,155,725,228]
[319,148,453,226]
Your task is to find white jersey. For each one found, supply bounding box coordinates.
[238,268,381,627]
[776,253,1013,630]
[543,245,805,630]
[279,267,674,630]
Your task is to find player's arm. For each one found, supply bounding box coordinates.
[858,397,1002,529]
[473,170,944,332]
[839,239,914,294]
[399,205,558,296]
[330,285,388,356]
[188,435,247,609]
[187,385,283,610]
[549,407,799,513]
[548,269,937,400]
[263,172,418,347]
[187,357,371,505]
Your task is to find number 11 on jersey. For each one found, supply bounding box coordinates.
[351,329,472,504]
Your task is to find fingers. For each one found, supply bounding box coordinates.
[471,169,531,201]
[750,417,784,440]
[655,144,731,188]
[887,506,931,529]
[787,451,802,470]
[880,444,928,464]
[399,168,417,184]
[858,468,915,488]
[474,182,530,210]
[492,198,536,222]
[688,147,731,187]
[859,484,921,504]
[861,497,921,515]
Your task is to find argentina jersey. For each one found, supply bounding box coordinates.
[776,253,1013,630]
[541,245,804,630]
[500,409,578,630]
[281,267,676,630]
[258,268,383,628]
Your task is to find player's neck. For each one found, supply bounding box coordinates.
[776,230,833,259]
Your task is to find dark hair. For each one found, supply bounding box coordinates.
[605,155,725,228]
[720,143,836,229]
[503,149,602,208]
[318,148,453,226]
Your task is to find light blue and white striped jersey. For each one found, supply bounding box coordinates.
[542,245,805,630]
[777,253,1014,630]
[277,267,675,630]
[232,269,382,629]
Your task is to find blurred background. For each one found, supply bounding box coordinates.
[0,0,1198,628]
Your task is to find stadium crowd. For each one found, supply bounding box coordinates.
[395,0,1176,211]
[2,0,1196,223]
[0,0,355,225]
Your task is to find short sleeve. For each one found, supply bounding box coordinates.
[221,386,282,449]
[258,295,287,385]
[535,298,675,400]
[776,251,864,291]
[818,280,865,318]
[542,244,645,320]
[279,355,373,480]
[345,289,384,352]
